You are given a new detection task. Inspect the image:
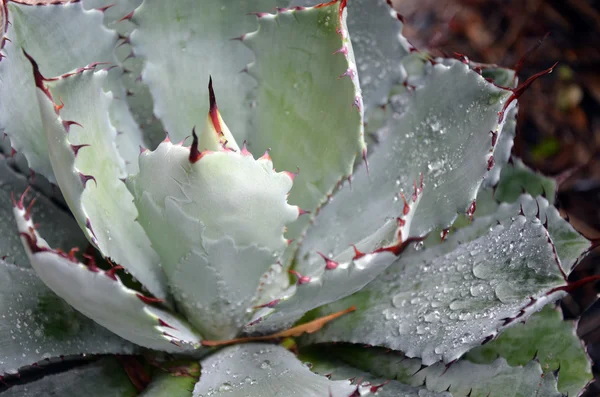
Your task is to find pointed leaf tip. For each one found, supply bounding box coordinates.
[189,127,202,163]
[208,76,222,134]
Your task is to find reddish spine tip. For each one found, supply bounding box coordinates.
[189,127,202,163]
[97,4,115,13]
[16,186,32,210]
[289,270,311,285]
[254,299,281,309]
[117,10,134,23]
[467,200,477,221]
[260,149,272,162]
[298,208,310,216]
[487,155,495,171]
[400,193,410,215]
[317,252,339,270]
[70,144,90,156]
[351,245,366,260]
[207,77,223,134]
[490,130,498,147]
[82,253,99,272]
[62,120,83,132]
[284,170,297,181]
[362,148,369,174]
[105,266,124,280]
[136,293,165,305]
[158,318,176,329]
[241,141,252,156]
[24,197,37,220]
[79,173,97,187]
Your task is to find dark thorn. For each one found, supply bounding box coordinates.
[79,173,97,187]
[70,143,90,156]
[189,127,203,163]
[62,120,83,132]
[136,293,165,305]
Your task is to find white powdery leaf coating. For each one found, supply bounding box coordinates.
[129,0,286,144]
[304,215,567,365]
[0,260,134,375]
[2,358,137,397]
[13,204,202,353]
[35,67,168,300]
[193,344,356,397]
[298,61,513,275]
[127,140,298,339]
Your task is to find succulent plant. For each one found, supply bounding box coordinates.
[0,0,595,396]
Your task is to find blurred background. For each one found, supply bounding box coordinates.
[392,0,600,393]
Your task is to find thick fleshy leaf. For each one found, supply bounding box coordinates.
[140,362,200,397]
[0,159,87,267]
[244,1,365,221]
[330,345,562,397]
[32,64,168,300]
[3,358,137,397]
[129,0,285,144]
[298,61,514,276]
[466,306,592,395]
[192,343,356,397]
[127,114,298,338]
[292,0,413,112]
[82,0,162,155]
[0,260,134,375]
[244,249,398,333]
[246,175,425,333]
[303,205,569,365]
[0,1,115,181]
[14,203,202,352]
[0,1,144,178]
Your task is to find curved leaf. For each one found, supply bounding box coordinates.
[0,159,87,268]
[0,1,116,181]
[298,61,514,276]
[13,203,202,352]
[244,249,397,334]
[0,1,145,178]
[3,358,137,397]
[192,343,356,397]
[32,62,168,300]
[303,205,569,365]
[243,1,365,220]
[0,260,134,375]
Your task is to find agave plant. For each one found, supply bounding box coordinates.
[0,0,595,395]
